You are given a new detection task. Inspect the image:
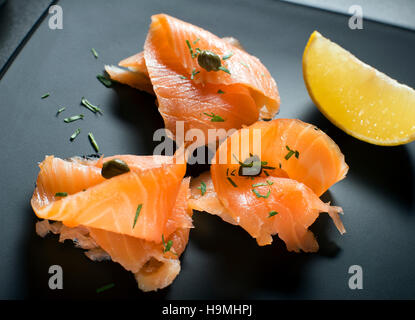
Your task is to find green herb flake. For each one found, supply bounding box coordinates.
[179,75,187,79]
[285,145,299,160]
[203,112,225,122]
[264,170,269,176]
[185,40,196,58]
[218,66,231,74]
[97,74,112,87]
[162,234,174,254]
[252,182,267,188]
[190,68,200,80]
[217,89,225,94]
[41,93,50,99]
[227,177,238,188]
[222,52,234,60]
[252,188,271,199]
[70,128,81,141]
[55,192,68,197]
[193,38,200,45]
[133,204,142,229]
[56,107,66,116]
[81,97,102,114]
[64,114,84,123]
[268,211,278,218]
[266,180,274,185]
[88,132,100,153]
[240,61,249,69]
[96,283,115,293]
[197,181,207,196]
[91,48,99,59]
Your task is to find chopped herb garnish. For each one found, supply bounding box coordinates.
[203,112,225,122]
[218,66,231,74]
[227,177,238,187]
[252,182,267,188]
[226,168,229,176]
[266,180,274,185]
[193,38,200,45]
[179,75,187,79]
[88,132,100,153]
[162,234,175,254]
[230,169,236,176]
[217,89,225,94]
[252,188,271,199]
[133,204,142,229]
[101,158,130,179]
[240,61,249,69]
[70,128,81,141]
[279,163,282,169]
[96,283,114,293]
[264,170,269,176]
[222,52,234,60]
[285,145,299,160]
[190,68,200,80]
[268,211,278,218]
[64,114,84,123]
[55,192,68,197]
[81,97,102,114]
[56,107,66,116]
[185,40,196,58]
[197,181,207,196]
[97,74,112,87]
[91,48,99,59]
[41,93,50,99]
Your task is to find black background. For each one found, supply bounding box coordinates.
[0,0,414,299]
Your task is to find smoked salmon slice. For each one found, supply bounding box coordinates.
[190,119,348,252]
[32,155,192,291]
[106,36,243,93]
[105,14,280,145]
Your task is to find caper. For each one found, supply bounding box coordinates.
[101,158,130,179]
[197,50,222,72]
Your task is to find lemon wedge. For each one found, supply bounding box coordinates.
[303,31,415,146]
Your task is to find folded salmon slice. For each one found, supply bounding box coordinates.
[32,155,192,291]
[190,119,348,252]
[106,14,280,145]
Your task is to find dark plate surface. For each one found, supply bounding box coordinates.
[0,0,414,299]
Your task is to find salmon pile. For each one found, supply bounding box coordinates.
[105,14,280,144]
[31,14,348,292]
[32,154,192,292]
[190,119,347,252]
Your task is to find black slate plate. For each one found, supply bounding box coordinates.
[0,0,414,299]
